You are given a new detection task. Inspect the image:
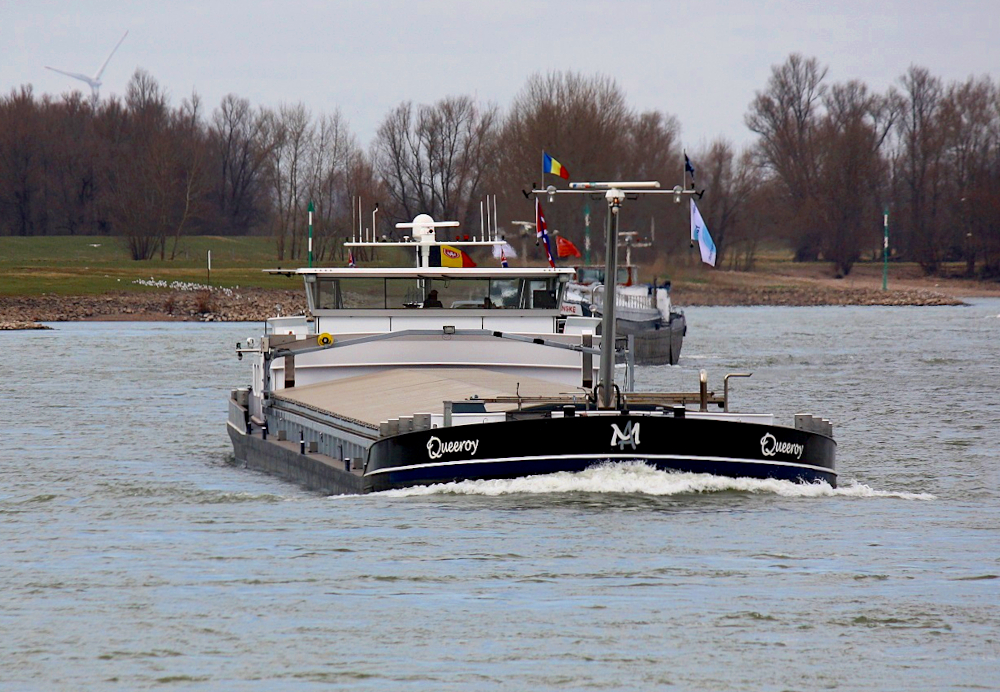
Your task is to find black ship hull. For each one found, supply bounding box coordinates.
[364,414,836,493]
[615,311,686,365]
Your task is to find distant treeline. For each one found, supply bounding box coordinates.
[2,55,999,277]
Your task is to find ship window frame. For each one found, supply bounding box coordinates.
[306,275,565,311]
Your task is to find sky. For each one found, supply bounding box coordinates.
[4,0,998,154]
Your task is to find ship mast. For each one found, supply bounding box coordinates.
[598,187,623,410]
[533,180,697,409]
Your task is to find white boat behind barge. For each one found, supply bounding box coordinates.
[561,264,686,365]
[228,186,836,494]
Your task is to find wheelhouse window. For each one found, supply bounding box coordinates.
[574,267,631,285]
[307,276,564,310]
[310,277,383,309]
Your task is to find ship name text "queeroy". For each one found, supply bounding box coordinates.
[427,436,479,460]
[760,432,804,459]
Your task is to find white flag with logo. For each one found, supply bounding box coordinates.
[491,242,518,259]
[690,199,717,267]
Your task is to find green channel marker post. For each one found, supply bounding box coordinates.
[883,207,889,290]
[308,200,314,268]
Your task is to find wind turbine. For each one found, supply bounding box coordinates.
[46,30,129,105]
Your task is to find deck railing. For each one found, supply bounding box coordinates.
[591,286,656,312]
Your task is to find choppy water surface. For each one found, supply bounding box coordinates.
[2,303,999,691]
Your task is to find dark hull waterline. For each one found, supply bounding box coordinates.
[364,415,836,493]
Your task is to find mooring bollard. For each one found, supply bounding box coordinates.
[299,431,306,454]
[344,458,351,472]
[262,422,267,440]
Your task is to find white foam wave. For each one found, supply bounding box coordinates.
[375,462,936,500]
[831,479,936,500]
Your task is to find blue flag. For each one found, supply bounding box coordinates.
[690,199,716,267]
[684,154,696,182]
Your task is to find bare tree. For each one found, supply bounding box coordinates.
[746,54,828,260]
[977,79,1000,276]
[729,178,785,271]
[939,76,997,274]
[262,103,312,260]
[894,66,947,273]
[341,153,385,263]
[621,110,685,261]
[306,110,360,261]
[493,72,638,261]
[166,92,210,259]
[100,70,210,260]
[209,94,271,235]
[374,95,499,229]
[103,70,172,259]
[0,87,44,236]
[814,81,896,275]
[36,92,101,236]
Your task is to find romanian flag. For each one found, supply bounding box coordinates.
[429,244,477,268]
[543,152,569,180]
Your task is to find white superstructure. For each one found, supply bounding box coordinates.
[240,215,602,425]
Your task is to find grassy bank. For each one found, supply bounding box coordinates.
[0,236,410,295]
[2,235,995,304]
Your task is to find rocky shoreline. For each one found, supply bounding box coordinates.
[1,321,52,330]
[670,283,963,307]
[0,288,307,329]
[0,278,970,330]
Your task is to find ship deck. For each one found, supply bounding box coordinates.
[272,368,588,428]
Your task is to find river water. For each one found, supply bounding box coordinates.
[2,302,998,691]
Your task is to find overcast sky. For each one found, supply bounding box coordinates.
[4,0,998,153]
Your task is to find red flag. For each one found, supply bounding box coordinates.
[556,236,582,258]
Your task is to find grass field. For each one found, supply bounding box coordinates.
[0,236,410,295]
[3,235,990,300]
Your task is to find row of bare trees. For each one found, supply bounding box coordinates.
[0,70,377,261]
[743,55,1000,276]
[2,59,999,276]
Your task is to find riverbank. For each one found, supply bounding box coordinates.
[668,264,977,307]
[0,287,306,328]
[3,264,997,328]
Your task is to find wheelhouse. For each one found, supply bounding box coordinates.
[271,268,575,313]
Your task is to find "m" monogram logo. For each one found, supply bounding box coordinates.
[610,421,640,450]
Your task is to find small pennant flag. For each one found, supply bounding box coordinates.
[543,152,570,180]
[500,249,509,268]
[685,153,696,182]
[348,250,356,267]
[690,199,717,267]
[535,198,556,267]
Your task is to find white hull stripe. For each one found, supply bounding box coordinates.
[365,452,837,478]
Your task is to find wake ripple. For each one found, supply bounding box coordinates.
[376,462,936,500]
